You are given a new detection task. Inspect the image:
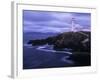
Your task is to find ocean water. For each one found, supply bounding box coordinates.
[23,32,75,69]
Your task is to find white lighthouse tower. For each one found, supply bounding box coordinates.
[71,18,76,32]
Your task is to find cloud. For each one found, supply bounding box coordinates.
[23,10,55,22]
[24,25,71,33]
[51,12,73,22]
[23,10,91,33]
[23,20,71,33]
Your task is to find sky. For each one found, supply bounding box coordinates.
[23,10,91,33]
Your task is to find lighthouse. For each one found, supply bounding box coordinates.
[71,18,76,32]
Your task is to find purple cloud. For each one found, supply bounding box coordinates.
[23,10,91,33]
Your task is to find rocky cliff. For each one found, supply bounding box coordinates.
[28,31,90,52]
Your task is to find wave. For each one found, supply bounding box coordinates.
[24,43,72,54]
[36,44,72,54]
[61,56,74,64]
[24,43,33,48]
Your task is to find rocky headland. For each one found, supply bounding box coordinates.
[27,31,91,66]
[28,31,90,52]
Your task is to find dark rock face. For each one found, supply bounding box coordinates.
[28,31,90,52]
[69,52,91,66]
[55,32,90,52]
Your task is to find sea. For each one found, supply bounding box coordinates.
[23,32,75,69]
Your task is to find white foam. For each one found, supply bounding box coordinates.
[61,56,74,64]
[24,43,33,48]
[36,44,72,54]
